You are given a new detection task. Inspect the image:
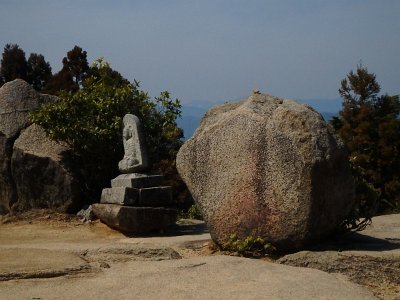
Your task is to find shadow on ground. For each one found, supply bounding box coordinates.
[307,232,400,252]
[121,219,209,238]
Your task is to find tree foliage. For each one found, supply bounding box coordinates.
[331,65,400,217]
[30,59,183,202]
[0,44,28,82]
[0,44,52,92]
[61,45,89,86]
[43,66,78,95]
[43,45,89,95]
[27,53,52,91]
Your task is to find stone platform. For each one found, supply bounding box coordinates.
[92,204,177,233]
[93,173,177,233]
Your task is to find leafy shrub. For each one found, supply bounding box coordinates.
[178,203,203,220]
[30,59,183,203]
[222,234,276,257]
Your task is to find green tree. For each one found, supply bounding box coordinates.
[43,66,78,95]
[86,58,129,86]
[31,59,183,203]
[0,44,28,82]
[331,65,400,216]
[43,45,89,95]
[27,53,52,91]
[62,45,89,86]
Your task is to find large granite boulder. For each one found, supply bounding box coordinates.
[0,131,15,214]
[0,79,56,214]
[176,92,355,250]
[11,124,82,212]
[0,79,56,138]
[0,79,81,214]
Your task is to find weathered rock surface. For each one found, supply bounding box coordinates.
[0,79,83,214]
[0,79,56,214]
[177,92,355,250]
[0,79,56,138]
[0,255,377,300]
[10,124,81,212]
[0,248,90,281]
[92,204,177,233]
[1,212,398,298]
[77,205,97,221]
[0,132,14,214]
[277,214,400,299]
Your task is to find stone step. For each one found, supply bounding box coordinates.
[101,186,174,207]
[101,187,138,206]
[92,204,177,233]
[111,173,164,188]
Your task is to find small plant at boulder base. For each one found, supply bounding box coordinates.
[186,204,203,220]
[178,203,203,220]
[223,234,276,256]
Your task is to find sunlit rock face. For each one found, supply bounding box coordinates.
[177,92,355,250]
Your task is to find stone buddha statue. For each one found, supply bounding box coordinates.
[118,114,149,173]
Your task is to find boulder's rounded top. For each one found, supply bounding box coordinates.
[241,92,284,114]
[0,79,38,107]
[0,79,57,138]
[198,92,323,137]
[0,79,37,99]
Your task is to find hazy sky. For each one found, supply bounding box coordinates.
[0,1,399,107]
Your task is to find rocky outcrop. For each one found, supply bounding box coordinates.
[11,124,81,212]
[0,79,81,214]
[0,79,56,138]
[277,214,400,299]
[177,92,355,250]
[0,131,15,214]
[0,79,56,214]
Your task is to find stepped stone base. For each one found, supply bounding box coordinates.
[92,204,177,233]
[101,186,173,207]
[111,174,164,189]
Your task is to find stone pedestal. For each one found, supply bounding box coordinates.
[111,174,164,188]
[94,173,177,233]
[92,204,177,233]
[101,186,174,207]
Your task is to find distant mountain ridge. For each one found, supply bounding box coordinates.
[178,98,342,140]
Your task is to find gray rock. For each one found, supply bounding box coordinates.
[0,79,56,138]
[176,92,355,250]
[101,187,139,206]
[11,124,81,212]
[118,114,149,173]
[92,204,177,233]
[77,205,97,221]
[0,80,56,214]
[276,214,400,299]
[138,186,174,207]
[0,248,90,281]
[111,173,164,188]
[0,132,15,214]
[1,255,377,300]
[101,186,174,207]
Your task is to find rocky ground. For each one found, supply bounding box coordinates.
[0,211,399,299]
